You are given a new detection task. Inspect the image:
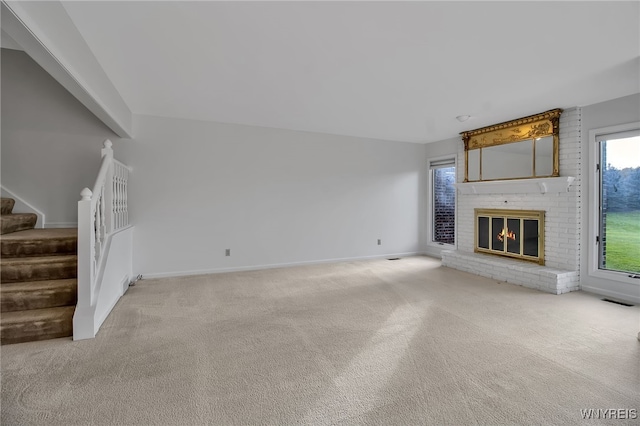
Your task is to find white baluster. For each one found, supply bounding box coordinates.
[113,169,118,230]
[118,167,122,229]
[118,164,122,229]
[95,194,102,263]
[101,185,106,245]
[120,166,125,228]
[122,167,127,227]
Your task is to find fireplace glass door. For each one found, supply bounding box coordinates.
[506,218,521,255]
[475,209,544,264]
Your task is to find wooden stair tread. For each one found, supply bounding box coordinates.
[0,213,37,220]
[1,198,15,215]
[0,213,37,235]
[1,229,77,258]
[1,279,77,312]
[1,255,77,284]
[1,254,78,266]
[1,278,77,290]
[1,306,75,323]
[1,306,74,344]
[0,228,77,241]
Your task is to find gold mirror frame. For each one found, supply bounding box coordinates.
[461,109,562,182]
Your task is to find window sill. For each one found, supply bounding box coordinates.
[589,268,640,287]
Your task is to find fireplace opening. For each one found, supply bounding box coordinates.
[475,209,545,264]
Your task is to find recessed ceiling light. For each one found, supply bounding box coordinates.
[456,115,471,122]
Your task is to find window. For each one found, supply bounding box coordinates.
[585,122,640,300]
[429,157,456,247]
[596,130,640,276]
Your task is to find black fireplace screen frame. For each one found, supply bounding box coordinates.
[474,209,545,265]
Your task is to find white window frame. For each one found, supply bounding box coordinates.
[587,122,640,289]
[426,155,457,255]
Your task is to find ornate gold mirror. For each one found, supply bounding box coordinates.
[461,109,562,182]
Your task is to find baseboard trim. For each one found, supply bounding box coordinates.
[141,252,426,280]
[581,285,640,305]
[423,246,445,259]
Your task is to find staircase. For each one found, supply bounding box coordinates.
[1,198,77,344]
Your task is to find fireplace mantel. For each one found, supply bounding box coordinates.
[455,176,574,195]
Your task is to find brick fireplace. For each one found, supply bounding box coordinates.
[441,108,582,295]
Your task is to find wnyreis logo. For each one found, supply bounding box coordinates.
[580,409,637,420]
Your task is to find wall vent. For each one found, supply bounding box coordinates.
[602,298,634,307]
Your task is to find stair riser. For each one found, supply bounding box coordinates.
[1,286,77,312]
[1,313,73,345]
[1,260,77,283]
[1,198,15,215]
[0,214,38,235]
[1,238,77,258]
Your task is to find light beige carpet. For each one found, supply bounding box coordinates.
[1,256,639,425]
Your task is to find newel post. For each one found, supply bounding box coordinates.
[74,187,96,339]
[101,139,114,158]
[77,188,94,306]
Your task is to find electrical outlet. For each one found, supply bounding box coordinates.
[225,249,231,256]
[377,239,381,245]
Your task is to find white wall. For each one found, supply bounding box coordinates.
[1,1,132,136]
[581,94,640,130]
[116,115,426,277]
[580,93,640,302]
[1,48,120,227]
[424,137,458,160]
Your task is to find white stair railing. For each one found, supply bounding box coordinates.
[75,140,132,340]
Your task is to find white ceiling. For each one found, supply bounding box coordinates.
[60,1,639,143]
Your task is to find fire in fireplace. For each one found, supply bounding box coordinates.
[497,227,517,243]
[475,209,545,265]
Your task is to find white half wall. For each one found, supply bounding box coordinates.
[117,115,426,277]
[73,226,134,340]
[1,48,120,226]
[94,227,134,331]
